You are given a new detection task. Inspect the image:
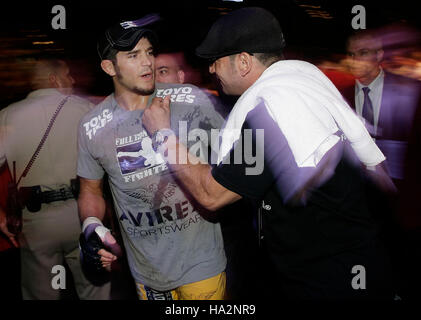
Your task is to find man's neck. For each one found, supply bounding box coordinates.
[358,68,381,86]
[114,88,152,111]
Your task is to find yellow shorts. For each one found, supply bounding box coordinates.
[136,272,226,300]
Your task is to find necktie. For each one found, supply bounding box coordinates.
[362,87,374,126]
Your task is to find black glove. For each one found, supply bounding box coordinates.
[79,231,111,286]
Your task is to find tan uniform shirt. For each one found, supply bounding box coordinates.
[0,88,93,189]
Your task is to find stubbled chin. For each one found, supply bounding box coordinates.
[139,79,154,89]
[134,84,155,95]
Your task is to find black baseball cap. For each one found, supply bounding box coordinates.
[196,7,286,60]
[97,14,160,60]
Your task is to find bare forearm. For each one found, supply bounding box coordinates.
[141,97,241,210]
[77,178,106,222]
[164,139,241,211]
[78,192,106,222]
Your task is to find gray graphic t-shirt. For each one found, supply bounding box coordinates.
[77,83,226,291]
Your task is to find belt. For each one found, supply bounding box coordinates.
[40,187,75,204]
[20,185,75,213]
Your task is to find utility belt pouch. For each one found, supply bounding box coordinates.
[19,186,42,213]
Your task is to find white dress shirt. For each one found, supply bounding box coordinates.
[355,68,384,136]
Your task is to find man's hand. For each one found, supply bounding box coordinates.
[142,95,171,135]
[0,209,18,247]
[97,231,121,271]
[80,221,122,270]
[79,217,122,284]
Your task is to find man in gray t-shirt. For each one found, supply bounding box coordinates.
[77,16,226,300]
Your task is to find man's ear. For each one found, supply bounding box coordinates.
[177,70,185,84]
[237,52,253,77]
[49,74,59,88]
[101,60,117,76]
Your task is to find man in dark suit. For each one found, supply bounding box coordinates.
[343,31,420,182]
[342,29,421,300]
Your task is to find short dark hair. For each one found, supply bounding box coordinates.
[253,52,284,67]
[346,29,383,51]
[30,58,66,89]
[104,47,119,62]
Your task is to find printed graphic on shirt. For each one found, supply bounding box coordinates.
[116,131,167,182]
[118,179,202,239]
[83,109,113,140]
[184,106,216,133]
[156,86,196,104]
[123,180,177,208]
[120,199,203,239]
[124,212,203,239]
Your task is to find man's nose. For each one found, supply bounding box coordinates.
[141,54,153,66]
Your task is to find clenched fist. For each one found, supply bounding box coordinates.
[142,95,171,135]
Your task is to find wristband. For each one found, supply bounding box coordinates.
[82,216,103,233]
[94,225,111,241]
[82,216,111,241]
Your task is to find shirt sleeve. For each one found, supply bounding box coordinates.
[211,101,307,203]
[77,117,104,180]
[211,124,273,201]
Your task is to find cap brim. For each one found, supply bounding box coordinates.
[195,50,242,60]
[195,32,246,60]
[195,39,240,60]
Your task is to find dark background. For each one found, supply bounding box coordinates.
[1,0,420,106]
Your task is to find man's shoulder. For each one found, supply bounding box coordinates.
[78,96,115,143]
[80,95,113,123]
[61,94,94,116]
[383,72,421,103]
[0,95,36,121]
[384,71,420,87]
[68,94,93,107]
[3,94,32,110]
